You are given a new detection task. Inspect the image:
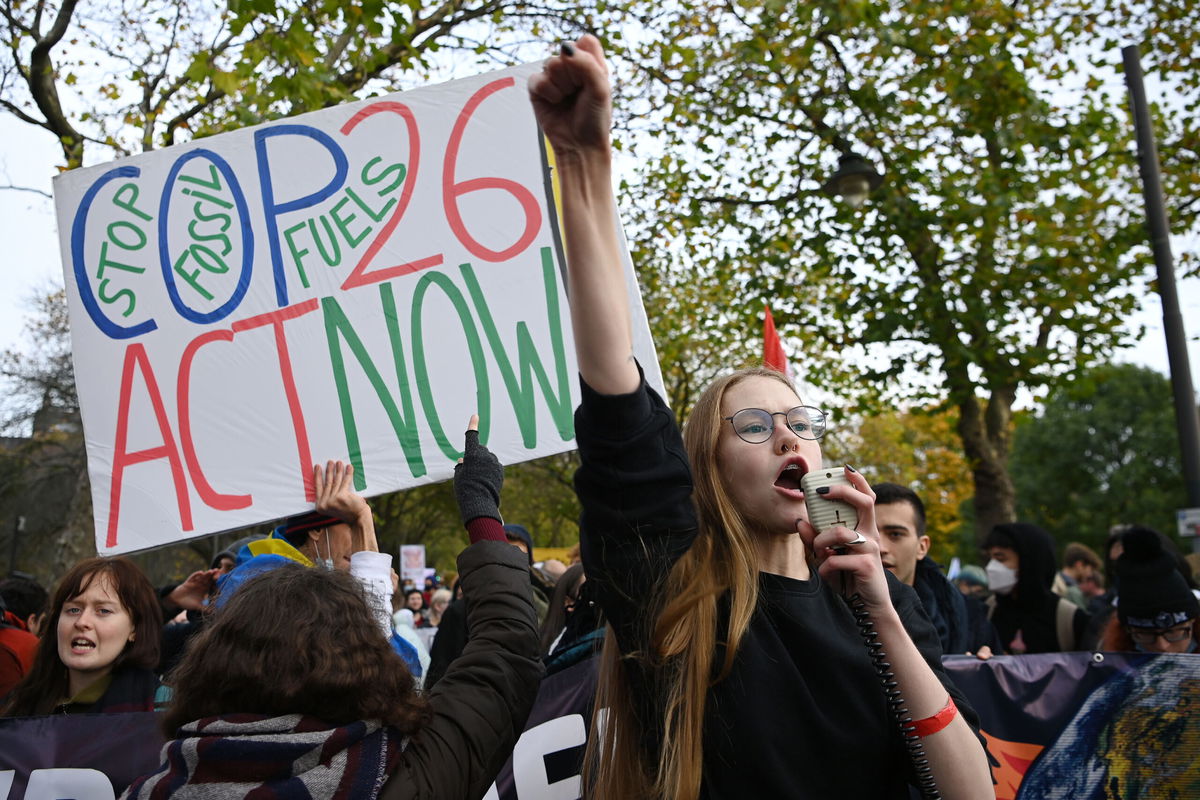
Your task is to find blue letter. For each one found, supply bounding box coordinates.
[255,125,349,307]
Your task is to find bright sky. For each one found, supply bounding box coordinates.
[1,89,1198,394]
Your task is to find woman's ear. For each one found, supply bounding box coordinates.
[128,628,136,643]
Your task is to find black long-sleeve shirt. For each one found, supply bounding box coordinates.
[573,374,979,798]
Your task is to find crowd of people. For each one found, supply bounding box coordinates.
[1,35,1198,800]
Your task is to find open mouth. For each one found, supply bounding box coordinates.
[71,638,96,651]
[774,459,808,494]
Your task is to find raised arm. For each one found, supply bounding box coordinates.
[528,36,639,395]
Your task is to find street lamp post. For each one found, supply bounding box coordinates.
[1122,45,1200,552]
[822,152,884,208]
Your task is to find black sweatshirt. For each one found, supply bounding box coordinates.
[573,375,980,799]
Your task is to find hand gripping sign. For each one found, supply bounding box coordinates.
[52,63,663,554]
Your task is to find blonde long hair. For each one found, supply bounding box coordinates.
[585,367,799,799]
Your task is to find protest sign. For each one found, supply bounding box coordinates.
[52,63,664,554]
[400,544,426,584]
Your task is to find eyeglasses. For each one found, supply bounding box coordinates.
[724,406,827,444]
[1126,623,1194,644]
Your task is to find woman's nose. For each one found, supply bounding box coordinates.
[777,424,799,453]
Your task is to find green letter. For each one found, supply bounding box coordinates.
[322,290,427,487]
[460,247,574,448]
[411,271,491,460]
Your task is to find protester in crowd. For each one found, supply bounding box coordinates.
[1052,542,1101,609]
[954,565,989,598]
[0,575,48,635]
[123,417,541,800]
[211,550,236,575]
[0,576,46,698]
[874,483,1002,657]
[2,557,161,716]
[0,595,38,699]
[540,563,586,655]
[539,564,606,676]
[504,523,552,623]
[536,558,568,585]
[983,523,1089,653]
[1078,568,1105,601]
[426,588,452,628]
[218,460,393,630]
[392,608,431,686]
[404,589,428,627]
[158,461,399,673]
[529,37,991,799]
[1098,527,1199,653]
[1084,524,1196,650]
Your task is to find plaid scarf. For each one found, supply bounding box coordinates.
[121,714,403,800]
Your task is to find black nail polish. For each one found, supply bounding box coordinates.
[561,42,576,57]
[844,463,857,473]
[816,486,831,495]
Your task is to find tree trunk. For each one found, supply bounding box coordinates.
[956,388,1018,545]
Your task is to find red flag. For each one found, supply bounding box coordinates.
[763,306,788,374]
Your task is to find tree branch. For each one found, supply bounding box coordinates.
[26,0,85,166]
[0,183,51,198]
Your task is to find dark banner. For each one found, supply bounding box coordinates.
[944,652,1199,799]
[1,653,1196,799]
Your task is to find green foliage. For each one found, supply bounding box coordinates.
[611,0,1200,535]
[1010,363,1190,553]
[1,0,610,167]
[825,405,973,564]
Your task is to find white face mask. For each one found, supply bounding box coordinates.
[986,559,1017,595]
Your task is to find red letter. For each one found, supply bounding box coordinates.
[232,298,321,500]
[108,343,193,548]
[177,329,252,510]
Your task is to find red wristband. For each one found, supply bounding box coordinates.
[908,697,957,738]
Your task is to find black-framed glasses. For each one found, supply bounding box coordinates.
[724,406,827,444]
[1127,623,1194,644]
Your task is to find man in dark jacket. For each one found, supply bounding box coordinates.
[875,483,1002,656]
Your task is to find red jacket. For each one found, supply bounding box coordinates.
[0,610,38,699]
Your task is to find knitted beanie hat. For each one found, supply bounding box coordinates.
[503,523,535,566]
[1117,527,1199,628]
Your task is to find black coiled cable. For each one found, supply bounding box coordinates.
[846,591,942,800]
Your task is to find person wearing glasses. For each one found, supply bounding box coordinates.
[1101,526,1199,653]
[529,35,992,800]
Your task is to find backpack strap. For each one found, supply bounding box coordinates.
[1056,598,1078,651]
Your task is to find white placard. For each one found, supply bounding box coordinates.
[52,63,663,554]
[400,544,427,585]
[1178,508,1200,538]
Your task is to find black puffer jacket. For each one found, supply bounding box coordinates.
[381,540,543,800]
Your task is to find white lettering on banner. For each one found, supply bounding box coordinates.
[512,714,587,800]
[23,769,115,800]
[0,771,13,800]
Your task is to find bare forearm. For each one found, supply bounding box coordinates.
[872,611,992,798]
[350,508,378,553]
[557,150,639,395]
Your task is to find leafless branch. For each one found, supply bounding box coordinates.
[0,183,51,198]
